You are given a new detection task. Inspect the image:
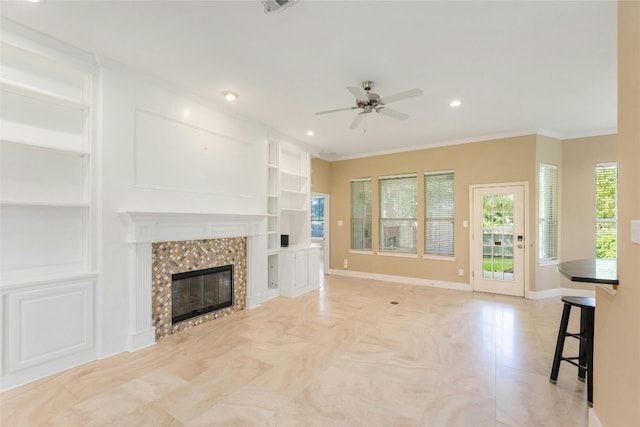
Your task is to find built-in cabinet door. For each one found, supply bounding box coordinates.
[294,251,308,289]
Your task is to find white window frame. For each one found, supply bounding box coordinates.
[595,163,617,260]
[378,173,417,255]
[424,170,455,259]
[350,178,372,253]
[538,163,559,263]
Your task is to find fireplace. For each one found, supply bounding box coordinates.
[172,265,233,324]
[120,211,264,350]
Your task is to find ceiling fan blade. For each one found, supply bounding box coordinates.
[315,106,357,115]
[378,107,410,120]
[347,86,369,102]
[349,113,367,129]
[381,88,423,105]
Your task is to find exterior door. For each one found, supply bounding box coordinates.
[472,185,525,296]
[311,193,330,274]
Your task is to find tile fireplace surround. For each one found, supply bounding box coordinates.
[152,237,246,340]
[120,212,265,351]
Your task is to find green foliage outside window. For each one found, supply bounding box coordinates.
[596,165,617,259]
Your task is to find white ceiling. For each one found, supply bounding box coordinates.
[1,0,617,160]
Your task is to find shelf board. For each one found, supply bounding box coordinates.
[267,231,278,235]
[267,194,278,198]
[280,208,308,214]
[1,200,90,208]
[281,189,307,196]
[1,78,90,111]
[280,169,307,179]
[267,163,278,169]
[1,138,90,157]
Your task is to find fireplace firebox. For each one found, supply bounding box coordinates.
[171,265,233,324]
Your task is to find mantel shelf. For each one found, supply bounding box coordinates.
[119,211,267,243]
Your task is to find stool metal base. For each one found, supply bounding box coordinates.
[549,296,595,406]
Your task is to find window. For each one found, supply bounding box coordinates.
[351,179,372,250]
[424,171,454,256]
[538,163,558,261]
[311,196,324,238]
[596,164,617,259]
[379,174,417,253]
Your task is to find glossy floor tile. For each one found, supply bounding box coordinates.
[1,275,590,426]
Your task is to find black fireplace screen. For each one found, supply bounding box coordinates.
[171,265,233,324]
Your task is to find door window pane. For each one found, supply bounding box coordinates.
[311,196,324,238]
[482,194,514,281]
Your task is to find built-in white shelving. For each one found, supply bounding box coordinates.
[265,137,315,294]
[0,24,98,388]
[0,38,95,283]
[0,78,90,110]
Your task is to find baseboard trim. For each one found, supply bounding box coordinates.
[527,287,595,300]
[588,407,603,427]
[328,269,472,292]
[329,269,595,300]
[127,327,156,352]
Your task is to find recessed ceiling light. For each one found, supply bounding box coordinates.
[450,99,462,108]
[26,0,42,3]
[306,130,314,136]
[183,109,192,119]
[222,91,238,101]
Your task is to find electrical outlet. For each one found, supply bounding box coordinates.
[343,259,348,269]
[457,268,464,277]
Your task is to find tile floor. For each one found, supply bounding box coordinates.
[1,275,590,426]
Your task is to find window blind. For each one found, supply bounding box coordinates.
[538,163,558,260]
[351,179,372,250]
[595,164,617,259]
[424,172,454,256]
[379,174,417,253]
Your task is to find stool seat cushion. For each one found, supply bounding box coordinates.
[561,296,595,309]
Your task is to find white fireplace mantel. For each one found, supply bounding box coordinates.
[119,211,266,351]
[120,211,266,243]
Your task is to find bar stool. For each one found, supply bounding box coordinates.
[549,296,595,406]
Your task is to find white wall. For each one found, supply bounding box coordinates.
[98,63,269,357]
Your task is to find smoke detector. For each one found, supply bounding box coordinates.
[262,0,297,14]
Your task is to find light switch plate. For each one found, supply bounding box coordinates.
[632,220,640,244]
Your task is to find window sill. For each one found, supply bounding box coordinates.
[349,250,373,255]
[538,259,559,267]
[377,251,418,258]
[423,255,455,261]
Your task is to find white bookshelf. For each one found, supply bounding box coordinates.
[0,24,98,388]
[0,39,95,285]
[265,138,314,294]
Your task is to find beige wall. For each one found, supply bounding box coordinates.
[311,157,331,194]
[329,135,539,288]
[561,134,617,291]
[595,2,640,425]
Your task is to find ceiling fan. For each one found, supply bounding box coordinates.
[315,80,423,129]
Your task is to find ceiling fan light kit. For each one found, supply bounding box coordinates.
[262,0,297,15]
[315,80,423,129]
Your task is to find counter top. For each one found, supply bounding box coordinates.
[557,259,618,285]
